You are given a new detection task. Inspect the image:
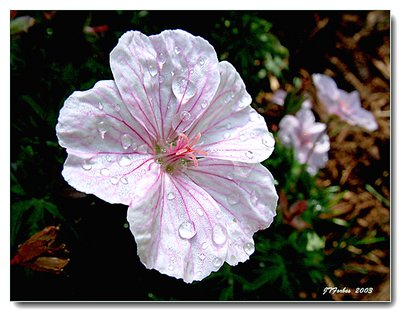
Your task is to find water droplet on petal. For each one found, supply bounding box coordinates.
[201,242,209,250]
[118,155,132,167]
[178,220,196,240]
[121,134,132,150]
[198,253,206,261]
[201,100,208,109]
[114,103,121,112]
[110,176,119,185]
[174,46,181,54]
[243,242,255,255]
[180,110,191,121]
[198,57,205,66]
[100,168,110,176]
[227,192,240,205]
[98,102,103,110]
[239,133,248,142]
[223,132,231,139]
[212,257,222,268]
[250,190,258,205]
[106,155,113,162]
[148,64,157,77]
[196,208,204,217]
[262,133,274,148]
[212,224,227,245]
[81,160,92,171]
[97,121,107,139]
[172,76,196,104]
[245,150,254,159]
[167,192,175,200]
[157,52,166,66]
[120,176,129,184]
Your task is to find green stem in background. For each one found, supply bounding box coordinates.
[365,184,390,207]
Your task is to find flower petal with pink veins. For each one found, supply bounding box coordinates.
[312,73,378,131]
[110,30,220,141]
[127,158,277,283]
[187,61,275,163]
[56,80,155,204]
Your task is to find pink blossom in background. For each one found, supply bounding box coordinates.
[278,101,330,175]
[56,30,278,283]
[271,89,287,106]
[312,73,378,131]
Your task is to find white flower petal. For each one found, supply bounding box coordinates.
[187,62,275,163]
[110,30,220,141]
[56,80,155,205]
[127,158,277,283]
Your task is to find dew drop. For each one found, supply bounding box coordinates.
[178,220,197,240]
[157,52,166,65]
[106,155,113,162]
[167,192,175,200]
[100,168,110,176]
[201,100,208,109]
[198,253,206,261]
[110,176,119,185]
[196,208,204,217]
[250,190,258,205]
[172,76,196,104]
[81,160,92,171]
[245,150,254,159]
[180,110,191,121]
[223,132,231,139]
[114,103,121,112]
[249,110,260,122]
[239,133,248,142]
[120,176,129,184]
[97,121,107,139]
[212,257,222,268]
[212,224,227,245]
[174,46,181,54]
[198,57,205,66]
[243,242,255,255]
[262,133,274,148]
[121,134,132,150]
[118,155,132,167]
[98,102,103,110]
[201,242,209,250]
[227,192,240,205]
[148,64,158,77]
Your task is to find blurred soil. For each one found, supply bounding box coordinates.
[260,11,391,301]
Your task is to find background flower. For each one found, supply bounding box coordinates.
[56,30,278,283]
[312,73,378,131]
[278,101,330,175]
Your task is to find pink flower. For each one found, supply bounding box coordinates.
[312,73,378,131]
[278,101,330,175]
[271,89,287,106]
[56,30,278,283]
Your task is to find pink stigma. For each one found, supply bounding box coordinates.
[157,133,208,171]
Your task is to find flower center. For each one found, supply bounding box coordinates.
[154,133,208,173]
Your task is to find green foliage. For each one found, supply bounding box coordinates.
[212,13,289,93]
[11,198,65,250]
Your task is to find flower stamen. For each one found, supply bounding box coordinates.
[156,132,208,172]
